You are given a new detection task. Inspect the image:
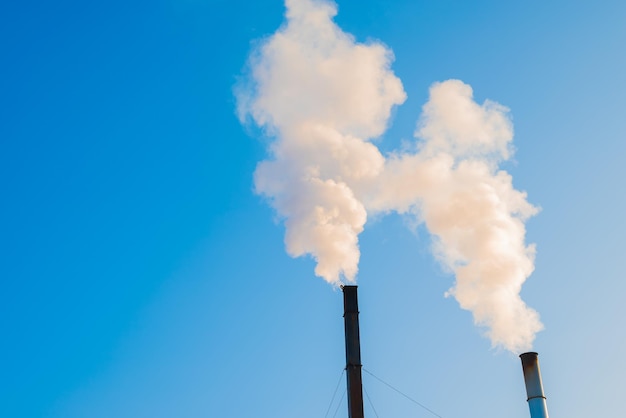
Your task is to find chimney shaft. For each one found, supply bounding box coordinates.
[520,352,549,418]
[343,286,365,418]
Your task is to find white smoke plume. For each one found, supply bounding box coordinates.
[237,0,543,353]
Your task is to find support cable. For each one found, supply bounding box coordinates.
[324,369,346,418]
[363,385,380,418]
[332,389,347,418]
[363,368,444,418]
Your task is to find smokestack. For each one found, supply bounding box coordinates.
[520,352,550,418]
[342,285,365,418]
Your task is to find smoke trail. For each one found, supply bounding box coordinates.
[237,0,405,283]
[236,0,542,353]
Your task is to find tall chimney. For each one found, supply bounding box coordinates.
[342,285,365,418]
[520,352,550,418]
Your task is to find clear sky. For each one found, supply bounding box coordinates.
[1,0,625,417]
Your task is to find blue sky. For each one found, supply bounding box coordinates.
[1,0,625,417]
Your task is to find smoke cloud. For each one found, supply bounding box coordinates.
[237,0,542,353]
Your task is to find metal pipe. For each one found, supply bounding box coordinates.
[343,285,365,418]
[520,352,550,418]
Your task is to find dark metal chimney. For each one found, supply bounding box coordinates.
[342,285,365,418]
[520,352,550,418]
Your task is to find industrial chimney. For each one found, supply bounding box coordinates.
[342,285,365,418]
[520,352,550,418]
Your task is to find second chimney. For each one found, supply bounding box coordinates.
[520,352,550,418]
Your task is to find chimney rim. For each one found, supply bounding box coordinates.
[519,351,538,359]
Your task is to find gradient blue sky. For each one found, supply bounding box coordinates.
[1,0,625,417]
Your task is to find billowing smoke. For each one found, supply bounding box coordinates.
[236,0,543,353]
